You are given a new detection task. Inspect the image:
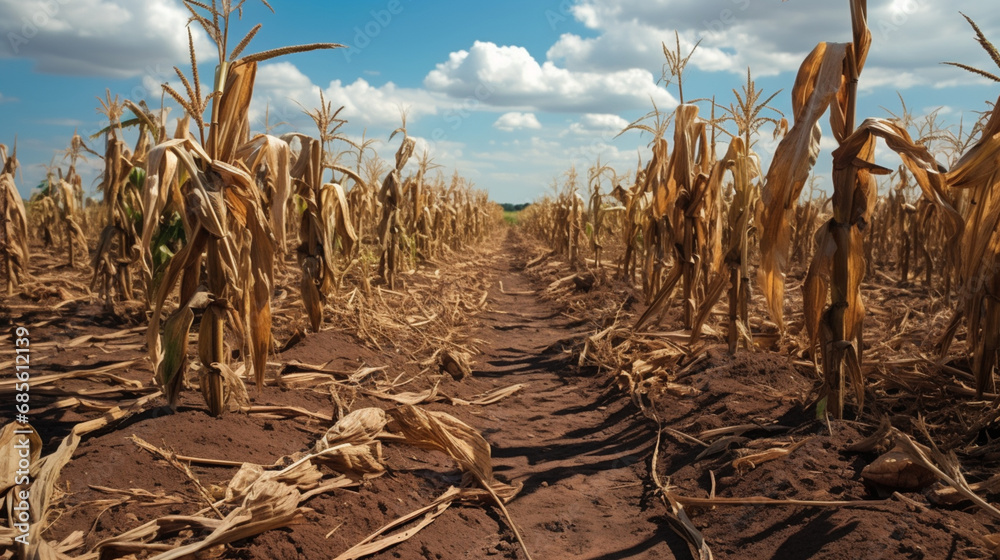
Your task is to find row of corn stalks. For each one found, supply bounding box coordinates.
[521,1,1000,420]
[2,0,502,417]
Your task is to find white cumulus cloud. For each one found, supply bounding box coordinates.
[250,62,441,130]
[0,0,215,78]
[563,112,629,136]
[494,111,542,131]
[424,40,676,114]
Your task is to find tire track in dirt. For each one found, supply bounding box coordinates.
[446,230,688,559]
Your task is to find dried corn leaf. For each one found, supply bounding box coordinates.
[928,475,1000,506]
[388,405,495,485]
[0,160,30,291]
[236,134,292,253]
[364,386,439,406]
[315,407,387,451]
[157,305,194,409]
[321,182,358,258]
[439,349,471,380]
[759,42,849,330]
[446,383,526,406]
[110,478,306,560]
[0,363,142,393]
[0,424,41,496]
[313,443,385,479]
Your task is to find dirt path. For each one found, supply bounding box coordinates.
[370,231,686,559]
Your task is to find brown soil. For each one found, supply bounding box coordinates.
[4,230,1000,559]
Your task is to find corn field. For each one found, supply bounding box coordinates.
[4,1,1000,559]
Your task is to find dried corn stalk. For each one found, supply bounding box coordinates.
[691,137,759,350]
[942,96,1000,396]
[614,162,648,283]
[408,150,440,260]
[934,16,1000,396]
[288,132,357,331]
[29,161,87,268]
[376,120,415,289]
[635,103,717,330]
[807,118,963,414]
[146,0,341,415]
[764,1,971,416]
[691,74,783,351]
[587,159,615,269]
[756,1,869,418]
[0,144,29,294]
[91,92,142,311]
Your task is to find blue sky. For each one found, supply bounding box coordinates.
[1,0,998,203]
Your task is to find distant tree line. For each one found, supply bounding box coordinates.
[500,202,531,212]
